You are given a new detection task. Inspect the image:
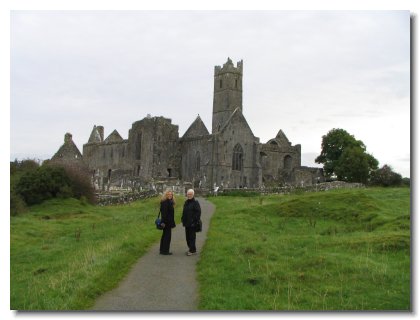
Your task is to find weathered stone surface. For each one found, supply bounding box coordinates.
[52,58,324,191]
[88,125,102,143]
[104,130,123,143]
[51,133,83,163]
[182,115,209,138]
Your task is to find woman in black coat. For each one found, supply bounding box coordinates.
[182,189,201,256]
[159,190,176,255]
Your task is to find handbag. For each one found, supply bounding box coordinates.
[195,219,202,232]
[155,210,164,230]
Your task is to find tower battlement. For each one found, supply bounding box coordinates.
[214,57,243,75]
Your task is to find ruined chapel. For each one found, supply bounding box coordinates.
[52,58,324,190]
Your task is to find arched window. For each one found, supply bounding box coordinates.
[284,155,292,170]
[232,143,243,171]
[195,152,201,171]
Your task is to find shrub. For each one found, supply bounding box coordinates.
[370,165,403,187]
[402,177,410,187]
[13,161,96,207]
[10,191,27,216]
[61,165,96,204]
[15,165,71,205]
[10,159,39,176]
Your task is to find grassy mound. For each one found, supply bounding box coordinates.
[198,187,410,310]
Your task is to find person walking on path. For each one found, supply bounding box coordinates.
[159,190,176,255]
[182,189,201,256]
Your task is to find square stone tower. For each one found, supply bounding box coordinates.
[212,58,243,133]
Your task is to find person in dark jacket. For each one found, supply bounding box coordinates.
[182,189,201,256]
[159,190,176,255]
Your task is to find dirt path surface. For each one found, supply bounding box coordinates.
[92,197,215,311]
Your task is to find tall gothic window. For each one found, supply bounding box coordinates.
[195,152,201,171]
[232,143,243,171]
[220,79,223,88]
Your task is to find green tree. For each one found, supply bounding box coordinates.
[10,159,39,176]
[316,128,378,183]
[315,128,365,177]
[335,147,378,183]
[10,159,40,215]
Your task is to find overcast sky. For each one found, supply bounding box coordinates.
[10,10,410,177]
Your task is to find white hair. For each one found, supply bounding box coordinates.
[187,189,195,195]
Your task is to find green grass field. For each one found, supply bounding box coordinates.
[11,187,410,311]
[10,196,183,310]
[198,187,410,310]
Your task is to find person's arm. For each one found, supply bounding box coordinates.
[195,201,201,220]
[160,202,167,227]
[181,202,185,224]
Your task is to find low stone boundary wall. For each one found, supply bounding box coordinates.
[95,181,364,205]
[218,181,364,196]
[96,190,158,206]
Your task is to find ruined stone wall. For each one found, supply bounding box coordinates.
[71,58,326,192]
[261,143,301,183]
[128,119,154,181]
[293,166,325,186]
[151,118,180,179]
[83,140,131,190]
[51,133,85,168]
[214,114,262,188]
[128,116,180,182]
[180,135,212,188]
[291,169,314,187]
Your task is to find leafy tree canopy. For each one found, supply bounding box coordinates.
[316,128,378,183]
[335,147,378,183]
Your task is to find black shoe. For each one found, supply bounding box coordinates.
[160,252,173,255]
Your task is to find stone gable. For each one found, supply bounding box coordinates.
[182,115,209,138]
[52,133,83,161]
[104,130,123,143]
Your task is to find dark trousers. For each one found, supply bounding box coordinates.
[185,227,197,253]
[160,227,172,253]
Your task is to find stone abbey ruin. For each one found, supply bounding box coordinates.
[51,58,324,192]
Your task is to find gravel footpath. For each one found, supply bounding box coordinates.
[92,197,215,311]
